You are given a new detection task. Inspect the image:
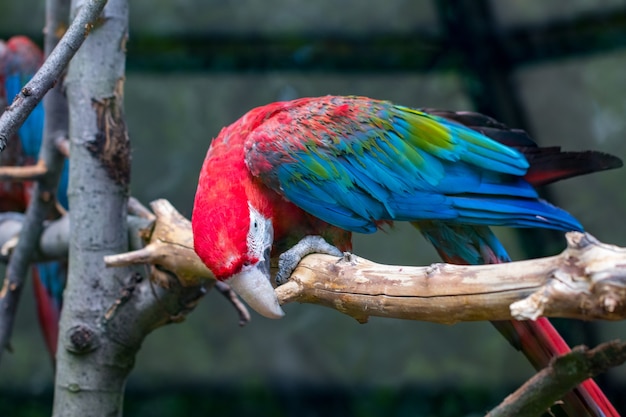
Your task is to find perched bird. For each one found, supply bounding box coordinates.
[0,36,68,359]
[192,96,622,416]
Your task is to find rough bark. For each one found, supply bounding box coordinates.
[53,0,133,415]
[52,3,207,415]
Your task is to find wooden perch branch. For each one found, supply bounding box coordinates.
[104,199,626,324]
[278,232,626,323]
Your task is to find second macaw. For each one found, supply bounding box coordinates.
[192,96,622,416]
[0,36,69,359]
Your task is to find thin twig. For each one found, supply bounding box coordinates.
[0,0,109,152]
[214,281,251,326]
[127,196,156,221]
[0,159,48,180]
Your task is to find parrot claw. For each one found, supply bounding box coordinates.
[340,252,357,264]
[275,235,343,285]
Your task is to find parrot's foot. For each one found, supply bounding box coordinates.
[276,235,343,285]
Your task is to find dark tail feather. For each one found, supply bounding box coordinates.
[424,108,623,186]
[519,147,622,187]
[414,221,618,417]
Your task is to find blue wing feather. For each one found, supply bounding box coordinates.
[246,96,582,233]
[35,262,66,309]
[57,159,70,210]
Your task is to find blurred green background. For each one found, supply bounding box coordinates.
[1,1,626,416]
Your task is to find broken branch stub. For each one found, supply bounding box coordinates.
[104,199,214,287]
[511,232,626,321]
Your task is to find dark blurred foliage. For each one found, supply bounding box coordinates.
[1,384,580,417]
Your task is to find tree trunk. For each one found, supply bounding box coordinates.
[53,0,133,415]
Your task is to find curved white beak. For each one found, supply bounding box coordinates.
[227,261,285,319]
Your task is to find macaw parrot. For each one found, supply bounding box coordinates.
[0,36,69,359]
[192,95,622,416]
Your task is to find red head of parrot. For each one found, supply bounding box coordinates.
[192,107,289,319]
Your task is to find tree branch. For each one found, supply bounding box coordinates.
[0,0,109,152]
[104,199,213,287]
[0,211,149,264]
[0,0,73,361]
[105,199,626,324]
[0,160,48,180]
[276,232,626,323]
[214,281,251,326]
[487,341,626,417]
